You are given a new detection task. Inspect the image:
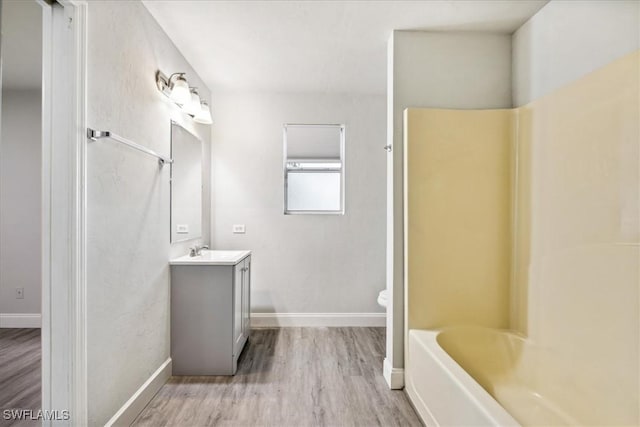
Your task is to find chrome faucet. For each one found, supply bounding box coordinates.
[189,245,209,257]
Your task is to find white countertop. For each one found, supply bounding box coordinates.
[170,250,251,266]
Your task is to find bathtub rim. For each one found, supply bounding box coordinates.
[406,328,521,426]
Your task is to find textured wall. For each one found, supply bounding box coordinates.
[86,1,211,424]
[210,91,386,315]
[512,0,640,106]
[0,89,41,316]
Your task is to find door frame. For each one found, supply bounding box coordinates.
[39,0,88,424]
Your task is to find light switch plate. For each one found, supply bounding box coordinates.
[233,224,246,234]
[177,224,189,234]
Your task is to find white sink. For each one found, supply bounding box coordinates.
[170,250,251,266]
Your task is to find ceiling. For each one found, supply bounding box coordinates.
[0,0,42,90]
[144,0,548,95]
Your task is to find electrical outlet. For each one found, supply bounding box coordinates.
[233,224,246,234]
[16,288,24,299]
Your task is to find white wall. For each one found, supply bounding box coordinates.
[387,31,512,378]
[210,91,386,318]
[86,1,211,424]
[0,89,41,317]
[513,0,640,106]
[0,0,42,327]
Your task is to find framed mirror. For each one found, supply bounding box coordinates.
[170,121,202,242]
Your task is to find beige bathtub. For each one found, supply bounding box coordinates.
[406,327,580,426]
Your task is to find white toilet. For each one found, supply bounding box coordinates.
[377,289,388,308]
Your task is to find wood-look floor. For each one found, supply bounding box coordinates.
[0,328,41,427]
[133,328,421,427]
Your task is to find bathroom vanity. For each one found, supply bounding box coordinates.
[170,250,251,375]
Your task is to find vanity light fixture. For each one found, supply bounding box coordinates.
[156,70,213,125]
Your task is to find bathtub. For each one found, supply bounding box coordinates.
[406,327,579,426]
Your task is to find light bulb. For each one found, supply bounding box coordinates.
[184,90,202,116]
[169,74,191,105]
[194,101,212,125]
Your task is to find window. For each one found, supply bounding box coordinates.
[283,124,345,214]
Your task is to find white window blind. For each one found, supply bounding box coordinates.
[283,124,345,214]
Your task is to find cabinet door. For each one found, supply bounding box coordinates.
[242,257,251,338]
[233,262,244,356]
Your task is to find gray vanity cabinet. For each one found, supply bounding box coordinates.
[171,254,251,375]
[232,257,251,364]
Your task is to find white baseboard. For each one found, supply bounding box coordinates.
[383,357,404,389]
[251,312,386,327]
[105,358,172,427]
[0,313,42,328]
